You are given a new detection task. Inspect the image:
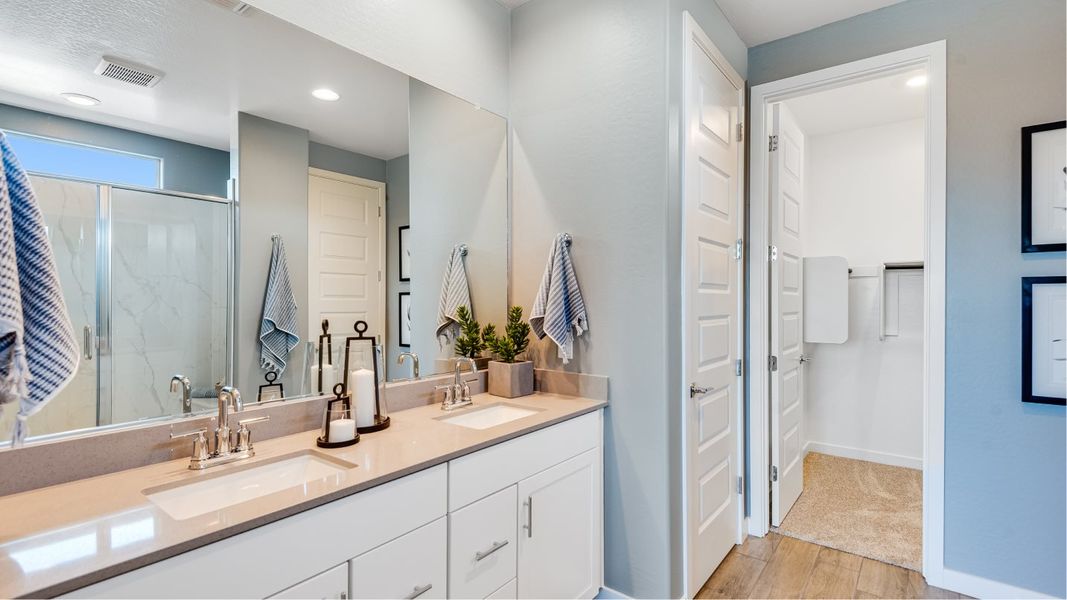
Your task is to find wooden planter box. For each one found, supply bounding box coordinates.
[488,361,534,398]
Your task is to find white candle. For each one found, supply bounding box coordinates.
[328,418,356,443]
[352,368,377,428]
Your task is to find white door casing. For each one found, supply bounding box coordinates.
[307,169,386,351]
[769,103,805,527]
[681,12,745,597]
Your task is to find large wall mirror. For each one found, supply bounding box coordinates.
[0,0,508,444]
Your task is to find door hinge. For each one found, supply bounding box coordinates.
[378,205,382,218]
[768,134,779,152]
[771,465,779,482]
[737,123,744,142]
[737,476,744,495]
[734,238,743,261]
[378,271,382,282]
[768,245,778,262]
[735,359,743,376]
[769,355,778,372]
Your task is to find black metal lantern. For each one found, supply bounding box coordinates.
[341,320,391,433]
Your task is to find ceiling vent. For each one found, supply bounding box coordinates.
[204,0,254,15]
[94,56,164,88]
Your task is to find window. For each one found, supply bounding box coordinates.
[2,130,162,188]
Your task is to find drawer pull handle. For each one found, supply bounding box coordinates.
[524,497,533,538]
[474,539,509,562]
[405,583,432,599]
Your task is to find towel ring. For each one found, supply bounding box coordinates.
[561,233,572,246]
[457,244,468,256]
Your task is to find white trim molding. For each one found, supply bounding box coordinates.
[803,441,923,471]
[940,568,1057,599]
[747,40,948,588]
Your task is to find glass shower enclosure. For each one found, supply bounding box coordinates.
[0,174,233,439]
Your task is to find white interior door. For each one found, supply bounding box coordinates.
[308,170,385,348]
[769,103,806,527]
[683,15,744,597]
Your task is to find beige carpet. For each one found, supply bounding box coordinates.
[774,452,922,571]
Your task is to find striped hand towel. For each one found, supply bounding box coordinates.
[530,234,587,364]
[0,132,79,445]
[436,244,472,342]
[259,234,299,374]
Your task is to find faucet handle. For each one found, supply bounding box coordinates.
[234,416,269,453]
[436,384,454,408]
[171,428,209,462]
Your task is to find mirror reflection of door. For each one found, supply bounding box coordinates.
[307,169,386,370]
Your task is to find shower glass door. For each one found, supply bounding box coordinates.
[0,174,232,441]
[108,187,230,423]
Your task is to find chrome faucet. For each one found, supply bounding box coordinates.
[171,385,269,470]
[170,374,191,414]
[398,352,420,380]
[214,386,242,456]
[440,358,477,411]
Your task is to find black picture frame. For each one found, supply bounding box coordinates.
[398,225,411,282]
[1021,276,1066,406]
[1021,121,1066,253]
[398,292,412,347]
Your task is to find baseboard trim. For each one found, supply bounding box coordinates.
[595,586,633,599]
[940,567,1056,599]
[804,441,923,470]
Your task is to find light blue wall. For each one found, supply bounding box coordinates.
[510,1,747,597]
[0,103,229,197]
[385,155,410,375]
[308,141,387,182]
[748,1,1066,595]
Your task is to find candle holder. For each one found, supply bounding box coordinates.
[317,319,333,394]
[257,370,284,402]
[342,320,391,433]
[317,384,360,448]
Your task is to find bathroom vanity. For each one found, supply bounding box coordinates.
[0,393,604,599]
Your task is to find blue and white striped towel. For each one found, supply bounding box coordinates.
[259,234,299,374]
[530,234,587,364]
[436,244,472,342]
[0,132,79,445]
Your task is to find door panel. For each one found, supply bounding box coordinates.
[308,172,383,362]
[770,103,806,526]
[684,29,743,596]
[516,448,600,600]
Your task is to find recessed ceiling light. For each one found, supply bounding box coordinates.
[906,75,928,88]
[311,88,340,102]
[60,93,101,106]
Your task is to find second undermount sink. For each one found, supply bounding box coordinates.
[437,403,542,430]
[145,450,357,520]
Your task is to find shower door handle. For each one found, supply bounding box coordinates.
[83,325,93,360]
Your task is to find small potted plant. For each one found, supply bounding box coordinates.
[454,305,492,370]
[485,306,534,398]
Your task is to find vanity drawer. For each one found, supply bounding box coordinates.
[270,563,348,599]
[486,579,517,600]
[350,517,446,599]
[448,411,599,509]
[448,486,517,599]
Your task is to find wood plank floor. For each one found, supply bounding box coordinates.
[697,533,965,599]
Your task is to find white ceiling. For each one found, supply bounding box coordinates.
[782,68,926,137]
[713,0,905,46]
[0,0,410,158]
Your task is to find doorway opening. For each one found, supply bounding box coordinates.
[748,41,947,585]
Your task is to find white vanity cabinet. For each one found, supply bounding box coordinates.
[69,410,602,600]
[269,564,348,600]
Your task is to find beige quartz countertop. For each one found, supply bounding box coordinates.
[0,392,606,599]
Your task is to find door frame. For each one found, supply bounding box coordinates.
[680,11,746,597]
[306,167,387,346]
[746,41,947,585]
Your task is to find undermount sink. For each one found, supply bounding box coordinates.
[437,403,542,430]
[145,451,357,520]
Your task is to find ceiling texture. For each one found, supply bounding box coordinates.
[0,0,410,158]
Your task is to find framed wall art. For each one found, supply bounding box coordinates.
[399,225,411,281]
[1022,276,1066,405]
[1021,121,1066,252]
[399,292,412,347]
